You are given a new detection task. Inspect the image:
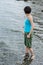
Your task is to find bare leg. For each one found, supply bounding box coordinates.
[23,46,29,60]
[29,48,35,59]
[25,46,29,53]
[29,48,34,55]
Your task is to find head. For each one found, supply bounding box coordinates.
[24,6,31,16]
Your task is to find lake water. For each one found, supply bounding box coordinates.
[0,0,43,65]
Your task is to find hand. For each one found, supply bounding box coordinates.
[27,34,30,38]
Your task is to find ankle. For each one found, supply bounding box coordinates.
[25,53,29,55]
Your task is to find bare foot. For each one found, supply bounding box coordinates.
[31,55,35,60]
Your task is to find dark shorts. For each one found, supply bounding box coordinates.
[24,33,32,48]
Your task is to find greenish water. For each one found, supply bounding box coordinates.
[0,0,43,65]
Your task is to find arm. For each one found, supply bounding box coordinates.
[27,15,34,38]
[29,16,34,35]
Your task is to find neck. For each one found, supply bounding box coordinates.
[26,14,31,19]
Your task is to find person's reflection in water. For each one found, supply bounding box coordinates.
[21,58,33,65]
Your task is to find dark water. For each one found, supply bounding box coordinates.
[0,0,43,65]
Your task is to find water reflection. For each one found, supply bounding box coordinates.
[16,57,33,65]
[21,58,33,65]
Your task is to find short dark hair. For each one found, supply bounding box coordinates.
[24,6,31,14]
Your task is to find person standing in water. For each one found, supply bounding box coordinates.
[23,6,35,60]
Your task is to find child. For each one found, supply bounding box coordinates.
[23,6,35,60]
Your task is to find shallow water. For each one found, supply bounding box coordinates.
[0,0,43,65]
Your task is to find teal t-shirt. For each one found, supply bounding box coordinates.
[24,18,32,33]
